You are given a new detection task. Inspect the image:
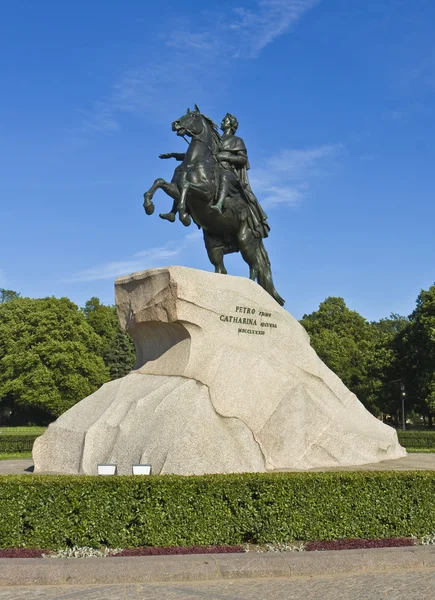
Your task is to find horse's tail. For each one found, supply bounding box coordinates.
[256,241,285,306]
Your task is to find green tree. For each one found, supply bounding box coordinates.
[300,297,387,414]
[82,297,118,352]
[0,289,20,303]
[0,296,109,423]
[82,297,135,380]
[371,314,409,336]
[369,314,410,421]
[104,328,137,379]
[400,285,435,426]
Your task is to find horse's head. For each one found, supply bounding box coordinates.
[172,106,204,138]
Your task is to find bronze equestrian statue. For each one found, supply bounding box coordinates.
[143,106,284,306]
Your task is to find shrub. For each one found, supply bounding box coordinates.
[0,435,38,453]
[1,471,435,549]
[397,431,435,449]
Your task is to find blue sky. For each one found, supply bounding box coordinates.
[1,0,434,321]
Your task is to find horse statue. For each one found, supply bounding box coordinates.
[143,106,285,306]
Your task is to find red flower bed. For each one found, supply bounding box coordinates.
[305,538,415,551]
[112,545,245,557]
[0,540,416,558]
[0,548,47,558]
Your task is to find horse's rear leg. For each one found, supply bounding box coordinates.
[203,233,227,275]
[238,222,285,305]
[208,246,227,275]
[143,179,180,219]
[237,221,259,280]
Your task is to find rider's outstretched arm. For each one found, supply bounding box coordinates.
[159,153,185,161]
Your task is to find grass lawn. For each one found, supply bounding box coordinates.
[406,448,435,453]
[0,426,46,436]
[0,452,32,460]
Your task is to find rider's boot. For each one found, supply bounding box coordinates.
[209,201,223,214]
[159,212,176,222]
[209,192,226,213]
[209,183,228,214]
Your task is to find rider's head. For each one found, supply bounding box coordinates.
[221,113,238,134]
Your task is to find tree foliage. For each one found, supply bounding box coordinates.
[300,297,392,414]
[0,289,20,303]
[81,297,135,380]
[371,314,409,336]
[0,297,109,422]
[368,314,410,419]
[1,282,434,427]
[400,285,435,424]
[299,291,435,424]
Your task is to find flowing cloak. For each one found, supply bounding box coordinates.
[220,134,270,240]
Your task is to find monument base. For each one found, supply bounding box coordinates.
[33,266,405,475]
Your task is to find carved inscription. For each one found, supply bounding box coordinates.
[238,328,265,335]
[220,315,257,325]
[219,305,278,335]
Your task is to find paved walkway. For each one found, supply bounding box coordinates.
[1,570,435,600]
[0,459,33,474]
[1,547,435,598]
[1,453,435,475]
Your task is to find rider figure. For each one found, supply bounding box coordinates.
[210,113,247,214]
[157,113,244,221]
[158,112,269,239]
[212,113,270,239]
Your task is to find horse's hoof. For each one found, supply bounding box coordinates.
[159,212,176,223]
[144,200,155,215]
[179,213,191,227]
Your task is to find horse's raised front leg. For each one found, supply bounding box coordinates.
[178,183,194,227]
[143,178,180,219]
[178,180,211,227]
[157,181,181,222]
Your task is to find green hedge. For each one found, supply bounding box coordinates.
[397,431,435,449]
[1,472,435,548]
[0,427,46,436]
[0,435,38,454]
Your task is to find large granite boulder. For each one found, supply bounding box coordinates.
[33,266,405,475]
